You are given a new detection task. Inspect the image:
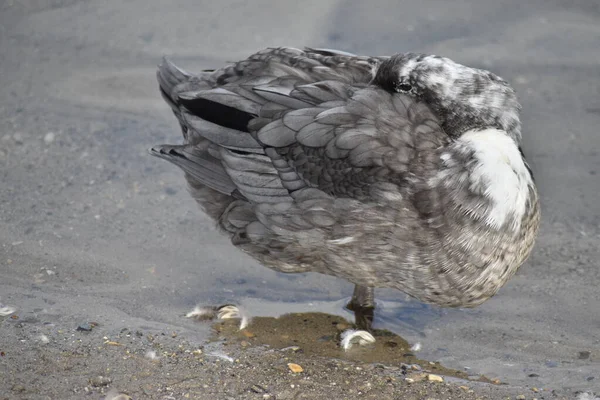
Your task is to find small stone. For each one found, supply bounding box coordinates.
[288,363,303,373]
[578,351,591,360]
[459,386,470,391]
[240,341,250,347]
[242,330,255,338]
[491,378,501,384]
[13,133,24,144]
[250,385,267,394]
[89,376,112,387]
[281,346,301,352]
[11,384,26,393]
[44,132,55,144]
[77,323,93,332]
[531,387,539,392]
[516,395,526,400]
[427,374,444,383]
[0,305,16,316]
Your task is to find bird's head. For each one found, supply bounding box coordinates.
[373,53,522,143]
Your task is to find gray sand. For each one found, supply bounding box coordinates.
[0,1,599,399]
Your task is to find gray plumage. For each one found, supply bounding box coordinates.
[150,47,540,308]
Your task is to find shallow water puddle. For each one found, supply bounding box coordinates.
[212,311,494,384]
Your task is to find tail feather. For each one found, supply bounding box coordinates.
[152,56,276,204]
[157,57,192,100]
[149,144,241,198]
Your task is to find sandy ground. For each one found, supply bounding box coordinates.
[0,0,599,399]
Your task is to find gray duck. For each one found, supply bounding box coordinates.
[150,47,540,330]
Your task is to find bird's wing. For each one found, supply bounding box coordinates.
[152,47,448,206]
[252,82,447,200]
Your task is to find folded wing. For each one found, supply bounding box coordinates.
[152,47,448,208]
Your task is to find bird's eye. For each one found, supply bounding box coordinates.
[397,83,413,92]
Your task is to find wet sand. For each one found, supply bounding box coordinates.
[1,0,599,399]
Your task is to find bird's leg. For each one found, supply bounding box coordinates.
[346,285,375,331]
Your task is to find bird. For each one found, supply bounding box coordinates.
[150,47,540,331]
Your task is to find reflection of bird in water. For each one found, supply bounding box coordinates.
[150,47,540,333]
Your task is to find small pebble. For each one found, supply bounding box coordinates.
[516,395,526,400]
[288,363,303,373]
[427,374,444,383]
[89,376,112,387]
[13,133,24,144]
[105,394,132,400]
[250,385,267,394]
[280,346,301,352]
[11,384,25,393]
[164,187,177,195]
[77,323,93,332]
[578,351,591,360]
[44,132,55,144]
[0,306,16,317]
